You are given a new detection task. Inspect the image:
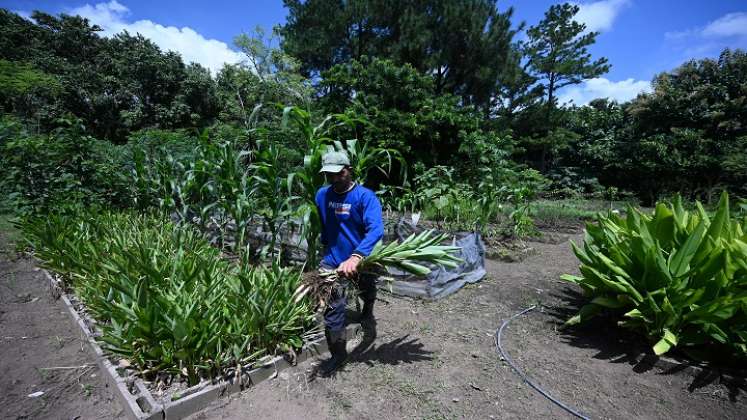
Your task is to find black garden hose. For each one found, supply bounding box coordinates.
[495,305,591,420]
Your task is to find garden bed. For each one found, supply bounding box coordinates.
[3,227,745,419]
[44,268,359,419]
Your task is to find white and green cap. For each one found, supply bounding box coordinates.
[319,150,350,173]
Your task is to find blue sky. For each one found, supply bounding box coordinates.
[4,0,747,104]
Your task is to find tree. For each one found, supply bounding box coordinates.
[524,3,610,110]
[0,10,222,141]
[280,0,518,110]
[0,60,62,128]
[216,27,311,133]
[623,49,747,201]
[319,57,499,175]
[522,3,610,170]
[491,46,544,123]
[391,0,518,110]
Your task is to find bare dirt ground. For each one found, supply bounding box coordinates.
[190,230,747,420]
[0,229,123,420]
[1,225,745,420]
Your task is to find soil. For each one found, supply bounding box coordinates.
[0,230,123,419]
[191,230,747,420]
[1,225,745,419]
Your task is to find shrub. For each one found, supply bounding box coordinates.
[0,117,132,214]
[563,192,747,361]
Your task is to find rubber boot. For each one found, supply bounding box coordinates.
[354,299,377,354]
[320,329,347,376]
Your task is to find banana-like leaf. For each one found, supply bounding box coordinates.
[562,192,747,361]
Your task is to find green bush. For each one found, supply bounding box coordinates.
[382,165,547,237]
[563,192,747,361]
[20,209,315,385]
[0,117,132,214]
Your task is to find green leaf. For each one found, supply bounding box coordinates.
[590,296,626,309]
[668,220,706,278]
[564,304,602,326]
[653,329,678,355]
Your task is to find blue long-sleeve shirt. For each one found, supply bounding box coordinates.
[315,183,384,267]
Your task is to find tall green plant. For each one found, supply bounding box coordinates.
[130,131,255,256]
[250,140,293,258]
[280,106,363,267]
[563,192,747,360]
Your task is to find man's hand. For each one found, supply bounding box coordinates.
[337,254,362,277]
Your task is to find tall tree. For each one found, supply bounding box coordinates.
[492,46,544,122]
[623,49,747,201]
[521,3,610,170]
[319,56,500,173]
[279,0,518,110]
[0,9,221,141]
[392,0,517,109]
[523,3,610,110]
[216,27,311,129]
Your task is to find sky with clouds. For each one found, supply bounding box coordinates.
[5,0,747,105]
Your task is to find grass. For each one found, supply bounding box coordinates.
[529,198,639,227]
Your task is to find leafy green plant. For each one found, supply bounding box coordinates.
[20,209,315,385]
[381,165,546,237]
[1,118,132,214]
[130,131,256,256]
[250,140,293,258]
[563,192,747,360]
[280,106,342,267]
[281,105,397,267]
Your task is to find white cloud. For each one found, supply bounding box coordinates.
[66,1,243,74]
[664,11,747,62]
[558,77,651,105]
[663,29,695,41]
[666,12,747,40]
[12,10,34,21]
[702,12,747,38]
[573,0,631,33]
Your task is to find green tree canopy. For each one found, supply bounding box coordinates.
[0,9,221,141]
[523,3,610,110]
[520,3,610,171]
[280,0,518,110]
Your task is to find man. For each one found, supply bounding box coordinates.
[316,150,384,375]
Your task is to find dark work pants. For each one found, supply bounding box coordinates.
[321,262,377,333]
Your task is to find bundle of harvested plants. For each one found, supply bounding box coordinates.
[295,230,462,309]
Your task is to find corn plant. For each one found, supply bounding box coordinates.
[250,140,294,258]
[20,209,315,385]
[563,192,747,360]
[280,106,362,268]
[131,132,256,256]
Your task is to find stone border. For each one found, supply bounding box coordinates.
[44,269,358,419]
[44,269,162,420]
